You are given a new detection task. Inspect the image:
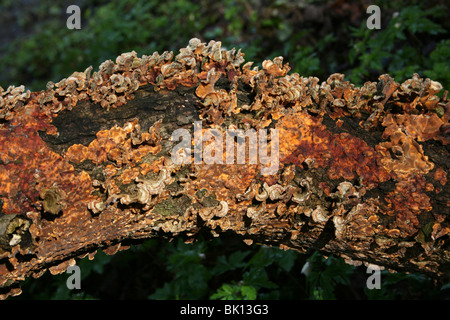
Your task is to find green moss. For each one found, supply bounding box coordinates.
[152,195,191,216]
[195,189,219,208]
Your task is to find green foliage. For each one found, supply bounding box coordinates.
[364,271,445,300]
[0,0,209,91]
[303,252,356,300]
[148,238,299,300]
[149,238,211,299]
[347,4,448,89]
[291,46,321,77]
[211,283,257,300]
[424,39,450,91]
[13,235,450,300]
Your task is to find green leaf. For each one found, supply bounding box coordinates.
[229,250,251,269]
[240,285,257,300]
[277,250,297,272]
[243,268,278,290]
[210,283,240,300]
[212,250,250,275]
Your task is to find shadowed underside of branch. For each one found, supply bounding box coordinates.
[0,39,449,298]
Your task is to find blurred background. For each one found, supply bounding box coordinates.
[1,0,449,299]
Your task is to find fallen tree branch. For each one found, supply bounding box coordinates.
[0,38,449,298]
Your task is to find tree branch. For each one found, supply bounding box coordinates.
[0,39,448,298]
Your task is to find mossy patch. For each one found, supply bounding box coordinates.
[195,189,220,208]
[153,195,192,216]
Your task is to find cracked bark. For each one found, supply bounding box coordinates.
[0,39,449,298]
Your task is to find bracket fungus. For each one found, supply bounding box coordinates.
[0,38,448,298]
[39,187,66,216]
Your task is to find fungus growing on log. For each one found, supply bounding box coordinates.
[0,39,448,298]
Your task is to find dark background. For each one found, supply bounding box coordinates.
[1,0,449,299]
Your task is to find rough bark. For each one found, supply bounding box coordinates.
[0,39,449,298]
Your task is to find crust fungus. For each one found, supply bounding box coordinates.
[376,129,434,179]
[310,205,329,224]
[87,199,105,215]
[0,85,31,120]
[198,206,215,221]
[266,183,286,201]
[292,177,313,204]
[254,185,269,202]
[247,202,267,220]
[214,201,229,218]
[262,57,290,77]
[66,119,162,167]
[329,181,363,204]
[382,113,445,144]
[434,167,447,186]
[333,203,379,242]
[39,187,66,216]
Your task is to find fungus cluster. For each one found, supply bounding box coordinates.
[0,85,31,121]
[0,38,448,298]
[66,119,162,166]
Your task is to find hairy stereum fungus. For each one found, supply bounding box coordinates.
[376,129,434,179]
[0,38,448,299]
[39,187,66,216]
